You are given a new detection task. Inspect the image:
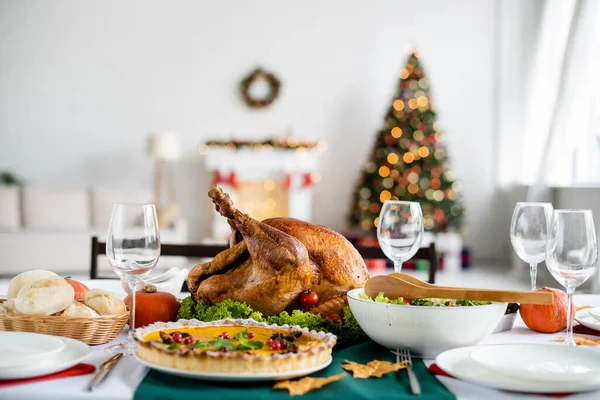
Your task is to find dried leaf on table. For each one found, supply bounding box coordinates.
[367,360,408,378]
[342,359,407,379]
[273,373,346,396]
[556,336,600,346]
[342,360,374,378]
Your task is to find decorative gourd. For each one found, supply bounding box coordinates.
[520,287,575,333]
[124,284,180,328]
[65,277,90,302]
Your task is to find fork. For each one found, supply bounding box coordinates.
[397,347,421,395]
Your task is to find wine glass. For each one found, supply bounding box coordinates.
[546,209,598,347]
[377,200,424,272]
[106,203,160,355]
[510,202,554,291]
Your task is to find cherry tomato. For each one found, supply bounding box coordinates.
[300,289,319,309]
[327,313,342,321]
[248,332,255,339]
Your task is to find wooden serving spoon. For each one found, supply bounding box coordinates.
[364,274,553,305]
[389,272,454,289]
[389,273,544,303]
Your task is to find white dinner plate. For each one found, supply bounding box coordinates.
[135,355,333,382]
[575,309,600,331]
[436,346,600,393]
[0,337,91,380]
[0,332,67,369]
[469,344,600,383]
[586,307,600,323]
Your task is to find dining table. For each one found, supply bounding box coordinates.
[2,279,600,400]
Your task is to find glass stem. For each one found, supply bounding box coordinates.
[393,260,403,273]
[529,263,537,291]
[127,278,139,342]
[565,287,576,347]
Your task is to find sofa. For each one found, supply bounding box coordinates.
[0,185,188,278]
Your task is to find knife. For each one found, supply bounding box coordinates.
[87,353,123,391]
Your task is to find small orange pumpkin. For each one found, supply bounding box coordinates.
[65,277,90,302]
[124,284,180,328]
[520,287,575,333]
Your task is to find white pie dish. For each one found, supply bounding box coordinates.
[347,288,506,358]
[135,355,333,382]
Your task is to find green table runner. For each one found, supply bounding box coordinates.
[134,341,455,400]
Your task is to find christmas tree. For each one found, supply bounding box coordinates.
[348,50,464,234]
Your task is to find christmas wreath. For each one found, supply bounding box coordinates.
[240,68,281,109]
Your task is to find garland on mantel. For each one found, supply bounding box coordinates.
[199,138,327,153]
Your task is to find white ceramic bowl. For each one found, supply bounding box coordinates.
[347,288,507,358]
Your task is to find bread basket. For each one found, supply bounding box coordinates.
[0,304,128,345]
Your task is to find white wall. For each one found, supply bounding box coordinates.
[0,0,499,260]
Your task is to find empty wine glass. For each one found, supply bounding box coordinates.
[510,202,554,291]
[106,203,160,355]
[546,209,598,347]
[377,200,424,273]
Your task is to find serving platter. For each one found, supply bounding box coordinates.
[135,355,332,382]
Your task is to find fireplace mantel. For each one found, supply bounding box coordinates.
[202,147,322,239]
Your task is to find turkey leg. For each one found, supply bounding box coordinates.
[208,185,310,271]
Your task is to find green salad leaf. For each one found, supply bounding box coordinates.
[359,292,492,307]
[411,298,453,306]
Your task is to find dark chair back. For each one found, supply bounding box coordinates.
[90,236,228,279]
[352,242,438,284]
[90,237,437,283]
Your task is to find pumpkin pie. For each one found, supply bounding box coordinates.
[134,319,336,373]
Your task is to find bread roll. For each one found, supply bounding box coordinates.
[85,289,126,315]
[8,269,59,299]
[14,278,74,315]
[61,301,99,317]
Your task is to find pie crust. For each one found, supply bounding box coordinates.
[134,319,337,374]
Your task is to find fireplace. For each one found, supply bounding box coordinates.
[200,142,324,240]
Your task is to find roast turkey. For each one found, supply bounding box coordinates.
[187,185,369,316]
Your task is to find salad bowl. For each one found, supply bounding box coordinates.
[347,288,506,358]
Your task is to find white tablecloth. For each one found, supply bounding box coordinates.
[1,280,600,400]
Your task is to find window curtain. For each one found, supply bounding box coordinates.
[522,0,600,200]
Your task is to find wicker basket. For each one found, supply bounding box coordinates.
[0,311,129,345]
